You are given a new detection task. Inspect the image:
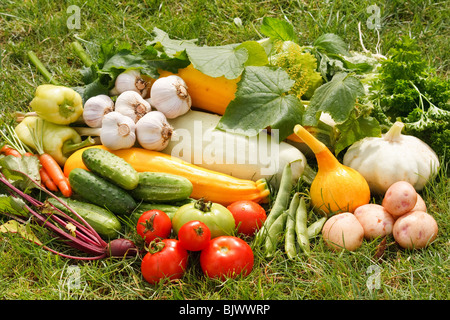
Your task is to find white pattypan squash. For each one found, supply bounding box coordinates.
[343,121,440,195]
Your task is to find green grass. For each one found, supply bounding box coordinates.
[0,0,449,301]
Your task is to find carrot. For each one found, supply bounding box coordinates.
[27,118,72,197]
[39,167,58,192]
[1,145,22,157]
[39,153,71,196]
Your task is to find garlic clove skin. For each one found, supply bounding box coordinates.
[150,75,192,119]
[136,111,173,151]
[83,95,115,128]
[114,69,150,98]
[115,90,152,123]
[100,111,136,150]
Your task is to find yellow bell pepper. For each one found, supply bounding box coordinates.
[15,116,95,166]
[29,84,83,125]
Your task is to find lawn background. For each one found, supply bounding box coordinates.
[0,0,448,301]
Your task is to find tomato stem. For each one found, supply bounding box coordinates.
[147,238,166,254]
[194,198,212,212]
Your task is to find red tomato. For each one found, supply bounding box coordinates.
[178,220,211,251]
[200,236,254,280]
[227,200,267,236]
[136,210,172,244]
[141,239,188,284]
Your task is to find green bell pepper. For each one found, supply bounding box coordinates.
[15,116,95,166]
[29,84,83,125]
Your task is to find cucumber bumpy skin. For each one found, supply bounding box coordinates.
[48,197,122,239]
[68,168,137,215]
[81,148,139,190]
[130,172,193,203]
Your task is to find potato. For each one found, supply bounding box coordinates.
[322,212,364,251]
[411,193,427,212]
[382,181,417,218]
[354,204,395,240]
[393,211,438,249]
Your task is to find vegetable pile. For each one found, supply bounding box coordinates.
[1,17,446,285]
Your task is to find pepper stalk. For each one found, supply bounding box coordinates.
[15,116,96,166]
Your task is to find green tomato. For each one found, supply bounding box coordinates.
[172,199,236,238]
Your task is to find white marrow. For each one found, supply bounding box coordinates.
[163,110,307,186]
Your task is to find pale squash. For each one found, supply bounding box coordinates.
[343,121,440,195]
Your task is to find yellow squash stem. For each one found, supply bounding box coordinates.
[294,124,370,215]
[63,145,270,206]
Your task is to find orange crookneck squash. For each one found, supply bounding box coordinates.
[293,124,370,215]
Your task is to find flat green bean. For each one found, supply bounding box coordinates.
[295,196,310,255]
[285,193,300,260]
[307,216,327,239]
[264,210,287,257]
[254,163,292,246]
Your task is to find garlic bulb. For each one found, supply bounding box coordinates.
[115,90,151,123]
[114,69,150,97]
[150,75,192,119]
[136,111,173,151]
[100,111,136,150]
[83,95,114,128]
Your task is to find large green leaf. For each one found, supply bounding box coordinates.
[260,17,298,42]
[304,72,365,125]
[217,66,303,141]
[313,33,351,56]
[334,111,381,155]
[186,44,249,79]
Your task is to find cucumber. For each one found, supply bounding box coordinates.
[48,197,122,239]
[69,168,137,215]
[130,172,193,203]
[82,148,139,190]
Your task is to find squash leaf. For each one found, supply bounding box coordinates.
[260,17,298,42]
[186,44,249,79]
[304,72,365,126]
[217,66,303,141]
[334,111,381,155]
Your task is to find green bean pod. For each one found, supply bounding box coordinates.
[254,163,293,246]
[295,196,310,255]
[285,193,300,260]
[264,210,287,257]
[307,216,327,239]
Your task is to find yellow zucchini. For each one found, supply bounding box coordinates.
[158,64,240,116]
[63,145,270,206]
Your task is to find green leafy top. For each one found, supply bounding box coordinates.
[217,66,303,141]
[369,35,450,156]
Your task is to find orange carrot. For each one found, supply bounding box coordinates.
[39,153,72,197]
[39,167,58,192]
[1,145,22,157]
[26,118,72,197]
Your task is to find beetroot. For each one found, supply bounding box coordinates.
[0,172,138,260]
